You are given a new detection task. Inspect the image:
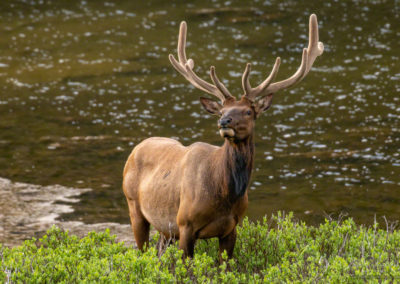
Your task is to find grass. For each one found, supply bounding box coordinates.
[1,212,400,283]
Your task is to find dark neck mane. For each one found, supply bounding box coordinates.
[220,135,254,200]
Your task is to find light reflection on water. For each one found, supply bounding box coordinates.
[0,0,399,244]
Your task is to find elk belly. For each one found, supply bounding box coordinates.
[143,210,179,236]
[139,182,180,236]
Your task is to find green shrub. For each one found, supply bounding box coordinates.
[1,212,400,283]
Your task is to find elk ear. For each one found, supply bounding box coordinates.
[254,94,273,117]
[200,97,222,115]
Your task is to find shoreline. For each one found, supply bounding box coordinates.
[0,177,135,247]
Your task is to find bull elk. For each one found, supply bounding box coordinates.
[123,14,324,260]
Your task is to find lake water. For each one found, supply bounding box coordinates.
[0,0,399,245]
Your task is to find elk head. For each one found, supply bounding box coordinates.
[169,14,324,142]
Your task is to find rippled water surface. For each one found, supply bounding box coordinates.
[0,0,399,242]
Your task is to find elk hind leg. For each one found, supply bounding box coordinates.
[128,201,150,251]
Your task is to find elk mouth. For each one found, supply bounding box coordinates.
[219,127,235,138]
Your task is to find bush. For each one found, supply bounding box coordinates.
[1,212,400,283]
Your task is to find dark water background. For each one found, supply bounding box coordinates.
[0,0,399,242]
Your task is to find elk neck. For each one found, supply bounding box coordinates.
[215,134,255,200]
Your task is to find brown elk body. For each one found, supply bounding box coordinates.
[123,14,324,259]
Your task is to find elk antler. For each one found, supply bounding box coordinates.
[169,21,235,103]
[242,14,324,102]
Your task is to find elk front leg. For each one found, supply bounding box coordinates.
[127,201,150,251]
[179,225,196,258]
[218,228,237,263]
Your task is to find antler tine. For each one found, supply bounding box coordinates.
[169,21,234,103]
[242,63,252,96]
[177,21,188,64]
[243,14,324,100]
[242,58,281,101]
[210,66,234,100]
[304,14,324,76]
[263,48,308,95]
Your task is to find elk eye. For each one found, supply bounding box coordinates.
[246,110,252,116]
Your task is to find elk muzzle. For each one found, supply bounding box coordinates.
[218,117,235,138]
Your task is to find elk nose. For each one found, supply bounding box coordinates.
[219,117,232,128]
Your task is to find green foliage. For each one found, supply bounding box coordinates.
[2,213,400,283]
